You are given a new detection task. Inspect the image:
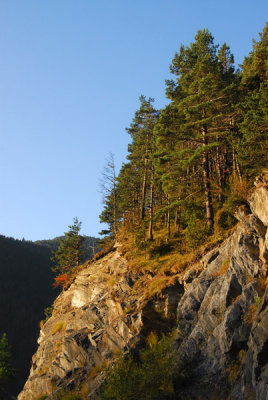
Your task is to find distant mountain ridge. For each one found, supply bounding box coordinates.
[0,234,99,399]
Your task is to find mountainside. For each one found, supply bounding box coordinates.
[0,235,98,399]
[18,177,268,400]
[0,236,58,398]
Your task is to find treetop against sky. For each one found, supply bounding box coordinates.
[0,0,267,240]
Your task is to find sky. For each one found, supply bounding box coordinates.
[0,1,267,241]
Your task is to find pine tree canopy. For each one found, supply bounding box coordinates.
[51,217,85,275]
[99,23,268,243]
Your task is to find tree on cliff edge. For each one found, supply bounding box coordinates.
[99,153,118,237]
[51,217,85,279]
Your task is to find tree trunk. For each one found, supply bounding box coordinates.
[232,147,242,182]
[232,147,236,177]
[174,208,180,231]
[236,159,242,182]
[166,196,171,242]
[216,143,224,204]
[140,158,148,220]
[202,121,214,231]
[222,145,228,188]
[113,194,117,234]
[132,192,136,225]
[113,167,117,235]
[148,165,154,240]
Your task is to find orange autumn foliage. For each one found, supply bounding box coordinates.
[53,273,68,289]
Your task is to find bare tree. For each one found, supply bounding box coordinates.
[99,153,118,236]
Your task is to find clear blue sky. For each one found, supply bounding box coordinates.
[0,1,267,240]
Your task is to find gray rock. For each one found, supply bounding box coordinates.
[174,198,268,400]
[18,184,268,400]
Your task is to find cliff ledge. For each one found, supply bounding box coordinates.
[19,177,268,400]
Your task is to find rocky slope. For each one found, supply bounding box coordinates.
[18,178,268,400]
[175,180,268,400]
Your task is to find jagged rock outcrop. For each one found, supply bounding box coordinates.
[175,192,268,399]
[18,250,137,399]
[18,178,268,400]
[18,247,181,399]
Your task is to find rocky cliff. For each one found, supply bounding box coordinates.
[18,178,268,400]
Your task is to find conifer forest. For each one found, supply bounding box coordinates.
[100,24,267,245]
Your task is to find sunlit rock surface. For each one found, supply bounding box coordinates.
[18,179,268,400]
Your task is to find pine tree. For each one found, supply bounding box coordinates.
[154,104,187,240]
[116,162,140,226]
[51,217,85,275]
[236,23,268,178]
[166,29,238,230]
[126,96,158,224]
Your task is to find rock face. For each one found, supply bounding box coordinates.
[176,203,268,398]
[18,247,180,399]
[18,250,137,399]
[18,180,268,400]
